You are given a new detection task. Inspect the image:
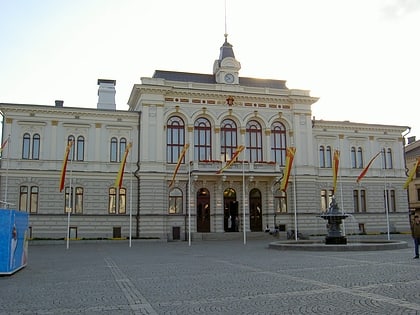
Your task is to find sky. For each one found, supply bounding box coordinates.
[1,0,419,140]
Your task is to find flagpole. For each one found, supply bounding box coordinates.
[66,156,72,250]
[4,135,10,207]
[188,160,191,246]
[293,162,297,241]
[129,138,133,248]
[242,153,246,245]
[382,151,391,240]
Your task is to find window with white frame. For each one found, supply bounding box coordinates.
[108,187,126,214]
[19,185,39,213]
[22,133,40,160]
[169,188,183,214]
[64,186,84,214]
[353,189,367,213]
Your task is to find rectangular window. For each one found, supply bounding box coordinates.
[30,186,39,213]
[353,190,359,213]
[75,187,83,214]
[19,185,39,213]
[275,192,287,213]
[384,189,396,212]
[353,189,367,213]
[320,189,333,212]
[64,186,83,214]
[108,187,126,214]
[19,186,28,211]
[360,189,367,212]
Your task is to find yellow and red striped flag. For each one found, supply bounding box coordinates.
[216,145,245,174]
[403,158,420,190]
[356,151,381,183]
[114,142,133,189]
[332,150,340,194]
[0,137,9,155]
[59,141,73,192]
[280,147,296,192]
[169,144,190,187]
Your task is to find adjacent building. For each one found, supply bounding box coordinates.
[0,36,412,240]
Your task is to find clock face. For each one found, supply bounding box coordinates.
[224,73,235,84]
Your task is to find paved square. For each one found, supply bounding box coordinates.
[1,235,420,314]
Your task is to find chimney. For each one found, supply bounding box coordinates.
[97,79,116,110]
[55,100,64,107]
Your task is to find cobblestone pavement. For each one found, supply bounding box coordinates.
[1,235,420,315]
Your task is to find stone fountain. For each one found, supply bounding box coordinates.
[318,197,349,244]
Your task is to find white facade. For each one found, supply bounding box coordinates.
[0,38,411,240]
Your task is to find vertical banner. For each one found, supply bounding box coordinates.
[59,141,73,192]
[356,151,381,183]
[216,145,245,174]
[115,142,133,189]
[280,147,296,192]
[0,136,9,155]
[403,158,420,189]
[332,150,340,194]
[169,144,190,188]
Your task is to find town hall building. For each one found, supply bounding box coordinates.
[0,36,411,240]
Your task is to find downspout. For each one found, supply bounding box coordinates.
[402,127,413,234]
[134,111,142,238]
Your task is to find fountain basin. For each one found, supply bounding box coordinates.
[268,239,408,251]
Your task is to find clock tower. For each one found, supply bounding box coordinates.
[213,34,241,84]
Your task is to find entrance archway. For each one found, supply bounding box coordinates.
[196,188,210,232]
[223,188,238,232]
[249,188,262,232]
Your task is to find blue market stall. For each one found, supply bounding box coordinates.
[0,209,29,275]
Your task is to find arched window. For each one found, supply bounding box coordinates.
[246,120,263,162]
[32,133,40,159]
[357,147,364,169]
[319,146,325,168]
[350,147,357,168]
[270,122,286,165]
[76,136,84,161]
[169,188,183,214]
[119,138,127,162]
[319,145,332,168]
[386,148,393,169]
[110,137,118,162]
[68,135,75,160]
[382,148,393,169]
[167,116,185,164]
[220,119,237,162]
[22,133,31,159]
[194,117,211,161]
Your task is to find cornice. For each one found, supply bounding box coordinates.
[0,103,136,120]
[313,120,408,134]
[133,83,317,104]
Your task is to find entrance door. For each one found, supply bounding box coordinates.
[223,188,238,232]
[196,188,210,232]
[249,188,262,232]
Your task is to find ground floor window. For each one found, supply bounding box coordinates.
[169,188,183,214]
[384,189,396,212]
[109,187,126,214]
[19,185,39,213]
[64,186,84,214]
[274,190,287,213]
[353,189,366,213]
[320,189,333,212]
